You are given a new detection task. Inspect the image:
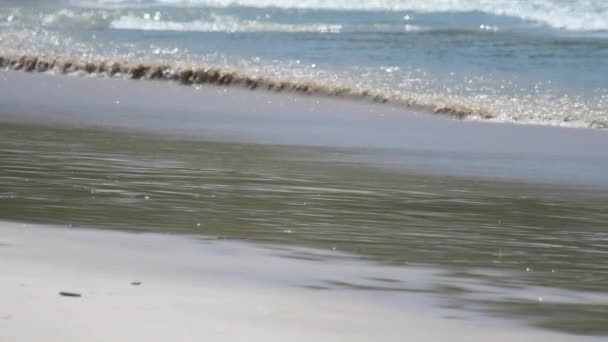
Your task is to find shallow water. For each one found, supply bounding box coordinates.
[1,0,608,127]
[1,119,608,334]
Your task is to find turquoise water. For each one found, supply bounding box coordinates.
[1,0,608,127]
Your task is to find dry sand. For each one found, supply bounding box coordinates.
[0,221,596,342]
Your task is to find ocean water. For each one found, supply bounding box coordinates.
[1,0,608,127]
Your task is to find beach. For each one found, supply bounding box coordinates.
[1,0,608,339]
[1,69,608,339]
[2,70,608,185]
[1,220,601,342]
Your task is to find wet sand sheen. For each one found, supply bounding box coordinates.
[1,70,608,336]
[1,70,607,185]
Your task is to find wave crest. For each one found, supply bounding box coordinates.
[109,14,342,33]
[77,0,608,32]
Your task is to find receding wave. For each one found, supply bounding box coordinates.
[2,54,608,129]
[0,54,496,121]
[110,14,342,33]
[78,0,608,32]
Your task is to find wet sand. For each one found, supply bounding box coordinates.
[0,221,597,342]
[1,70,607,186]
[1,70,608,338]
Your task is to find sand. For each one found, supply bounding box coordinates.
[1,70,608,187]
[0,221,598,342]
[1,70,606,341]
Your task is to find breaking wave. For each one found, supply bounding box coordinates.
[109,14,343,33]
[79,0,608,32]
[5,8,421,34]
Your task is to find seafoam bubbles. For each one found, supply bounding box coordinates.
[479,24,498,32]
[109,14,342,33]
[73,0,608,32]
[142,11,162,21]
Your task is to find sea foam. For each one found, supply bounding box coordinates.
[79,0,608,32]
[110,14,342,33]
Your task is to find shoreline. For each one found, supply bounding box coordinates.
[1,53,490,120]
[1,69,608,338]
[2,53,605,130]
[2,4,607,339]
[0,221,597,342]
[2,69,607,187]
[10,52,604,127]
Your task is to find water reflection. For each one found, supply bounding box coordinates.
[1,122,607,334]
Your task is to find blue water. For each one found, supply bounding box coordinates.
[1,0,607,127]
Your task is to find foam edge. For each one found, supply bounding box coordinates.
[0,54,493,120]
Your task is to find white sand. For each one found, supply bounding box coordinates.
[0,221,594,342]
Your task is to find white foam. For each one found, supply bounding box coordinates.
[110,14,342,33]
[82,0,608,32]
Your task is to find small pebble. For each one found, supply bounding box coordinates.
[59,291,81,298]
